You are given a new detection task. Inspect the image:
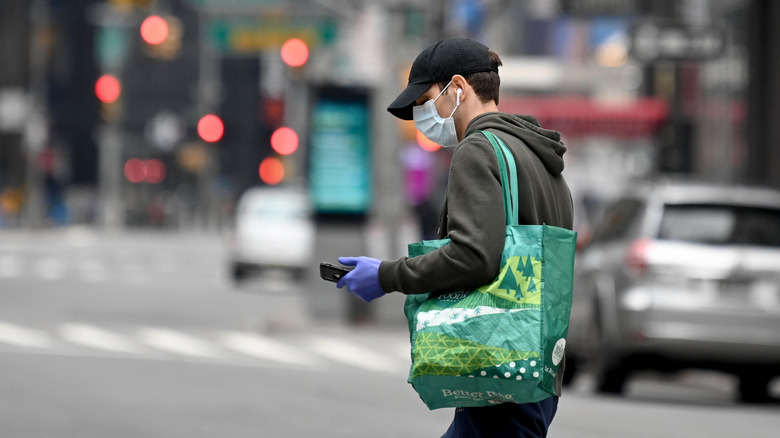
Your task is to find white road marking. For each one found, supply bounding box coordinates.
[0,320,53,348]
[219,331,320,366]
[0,317,409,374]
[0,255,22,278]
[34,257,64,280]
[307,337,404,373]
[78,259,107,283]
[138,327,224,359]
[58,323,146,355]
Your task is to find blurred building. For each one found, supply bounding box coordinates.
[1,0,779,230]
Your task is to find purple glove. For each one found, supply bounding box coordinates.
[336,256,386,302]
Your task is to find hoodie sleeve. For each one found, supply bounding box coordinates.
[378,136,505,294]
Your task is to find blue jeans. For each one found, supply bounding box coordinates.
[440,397,559,438]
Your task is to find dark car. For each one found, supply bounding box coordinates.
[566,180,780,402]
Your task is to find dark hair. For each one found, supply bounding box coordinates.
[438,49,503,105]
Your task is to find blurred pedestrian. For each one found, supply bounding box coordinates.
[337,37,573,437]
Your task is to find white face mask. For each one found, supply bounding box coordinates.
[413,80,462,148]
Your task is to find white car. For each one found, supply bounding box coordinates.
[227,186,315,282]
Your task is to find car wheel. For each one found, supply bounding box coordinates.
[738,371,773,403]
[290,267,308,281]
[593,360,630,394]
[561,355,579,386]
[232,263,247,283]
[588,303,630,395]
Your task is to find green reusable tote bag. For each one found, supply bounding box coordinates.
[404,130,577,410]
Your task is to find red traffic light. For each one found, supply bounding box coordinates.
[95,74,121,104]
[140,15,169,45]
[259,157,284,185]
[280,38,309,67]
[270,127,299,155]
[197,114,224,143]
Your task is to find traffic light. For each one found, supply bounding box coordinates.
[197,114,224,143]
[280,38,309,67]
[95,73,122,122]
[270,127,298,155]
[95,74,121,104]
[140,16,168,45]
[140,15,182,59]
[259,156,285,185]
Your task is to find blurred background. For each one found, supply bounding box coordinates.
[1,1,780,436]
[1,0,777,234]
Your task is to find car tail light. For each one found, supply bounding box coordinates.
[625,238,652,277]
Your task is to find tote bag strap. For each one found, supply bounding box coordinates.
[479,130,519,226]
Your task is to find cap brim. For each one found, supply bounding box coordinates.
[387,82,432,120]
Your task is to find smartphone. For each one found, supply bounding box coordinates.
[319,262,353,282]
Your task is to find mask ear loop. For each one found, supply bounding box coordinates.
[449,88,462,118]
[434,80,453,101]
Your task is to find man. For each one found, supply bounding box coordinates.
[337,37,573,437]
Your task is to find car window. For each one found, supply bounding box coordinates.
[591,198,644,243]
[659,204,780,246]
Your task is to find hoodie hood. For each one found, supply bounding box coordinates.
[466,112,567,175]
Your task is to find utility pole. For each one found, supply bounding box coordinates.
[197,10,221,229]
[21,0,50,228]
[373,1,405,260]
[90,3,130,230]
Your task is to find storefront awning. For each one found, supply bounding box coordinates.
[498,96,670,138]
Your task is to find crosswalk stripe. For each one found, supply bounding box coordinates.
[0,321,53,348]
[0,318,410,374]
[0,253,220,283]
[34,257,64,280]
[138,327,224,359]
[307,337,403,373]
[58,323,146,355]
[0,255,22,278]
[220,331,321,366]
[77,260,107,283]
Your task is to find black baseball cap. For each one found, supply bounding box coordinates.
[387,37,499,120]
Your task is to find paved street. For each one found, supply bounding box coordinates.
[1,228,779,437]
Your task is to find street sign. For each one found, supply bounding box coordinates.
[206,17,337,54]
[187,0,282,6]
[95,26,130,69]
[630,21,727,62]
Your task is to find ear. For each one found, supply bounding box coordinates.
[450,75,469,100]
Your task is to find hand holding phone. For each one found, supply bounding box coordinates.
[335,257,385,302]
[319,262,353,282]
